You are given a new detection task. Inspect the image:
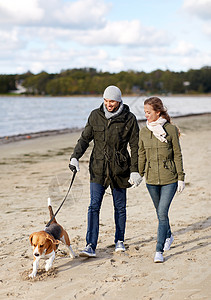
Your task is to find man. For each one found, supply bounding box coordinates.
[69,85,142,257]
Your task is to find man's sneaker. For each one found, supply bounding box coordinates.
[163,235,174,251]
[79,244,96,258]
[115,241,126,252]
[154,252,164,263]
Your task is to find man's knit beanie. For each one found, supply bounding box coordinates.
[103,85,122,102]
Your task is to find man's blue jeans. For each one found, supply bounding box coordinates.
[86,182,127,250]
[146,182,177,252]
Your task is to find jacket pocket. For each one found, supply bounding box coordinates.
[145,161,151,179]
[93,125,105,141]
[163,159,176,175]
[89,153,104,177]
[114,150,130,176]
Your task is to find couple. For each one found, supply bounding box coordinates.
[69,86,185,263]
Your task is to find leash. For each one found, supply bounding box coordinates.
[46,167,77,227]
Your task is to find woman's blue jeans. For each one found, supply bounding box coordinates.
[86,182,127,250]
[146,182,177,252]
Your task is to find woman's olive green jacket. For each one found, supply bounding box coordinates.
[138,122,185,185]
[71,104,139,189]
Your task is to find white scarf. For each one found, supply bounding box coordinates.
[147,117,167,143]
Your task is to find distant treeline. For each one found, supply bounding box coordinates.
[0,66,211,95]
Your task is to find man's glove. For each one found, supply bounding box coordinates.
[177,180,185,193]
[69,158,80,172]
[128,172,143,187]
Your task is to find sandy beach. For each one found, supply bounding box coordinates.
[0,114,210,300]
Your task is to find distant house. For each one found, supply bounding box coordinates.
[11,80,27,94]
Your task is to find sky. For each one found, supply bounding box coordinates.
[0,0,211,75]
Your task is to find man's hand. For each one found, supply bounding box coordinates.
[69,158,80,172]
[128,172,143,187]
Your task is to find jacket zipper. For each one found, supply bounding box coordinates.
[156,139,160,184]
[103,119,112,187]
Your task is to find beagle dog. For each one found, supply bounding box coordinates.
[29,198,75,278]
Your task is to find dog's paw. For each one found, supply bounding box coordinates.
[45,263,52,272]
[29,272,36,278]
[69,246,76,258]
[69,252,76,259]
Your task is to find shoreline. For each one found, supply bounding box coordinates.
[1,93,211,97]
[0,127,82,145]
[1,112,210,145]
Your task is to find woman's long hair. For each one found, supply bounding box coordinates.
[144,96,181,136]
[144,97,171,123]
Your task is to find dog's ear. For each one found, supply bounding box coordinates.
[29,233,34,245]
[46,235,55,244]
[46,236,60,245]
[45,233,60,245]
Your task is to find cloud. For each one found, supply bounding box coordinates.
[203,21,211,37]
[0,0,110,29]
[176,51,211,70]
[183,0,211,20]
[0,0,44,25]
[0,0,170,47]
[73,20,171,47]
[171,40,196,56]
[0,28,23,51]
[1,41,210,74]
[53,0,110,29]
[0,0,210,74]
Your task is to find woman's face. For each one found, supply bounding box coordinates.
[144,104,160,123]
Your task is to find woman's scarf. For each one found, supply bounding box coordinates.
[147,117,168,143]
[103,101,124,119]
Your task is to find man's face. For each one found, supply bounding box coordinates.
[104,99,120,112]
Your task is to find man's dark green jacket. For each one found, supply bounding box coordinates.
[71,103,139,188]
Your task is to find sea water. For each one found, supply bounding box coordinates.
[0,95,211,137]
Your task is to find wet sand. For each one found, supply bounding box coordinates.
[0,114,210,299]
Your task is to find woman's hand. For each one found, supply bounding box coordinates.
[177,180,185,193]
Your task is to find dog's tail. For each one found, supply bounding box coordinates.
[48,198,57,223]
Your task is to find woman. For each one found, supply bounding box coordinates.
[138,97,185,263]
